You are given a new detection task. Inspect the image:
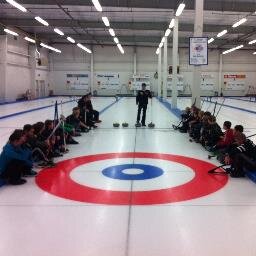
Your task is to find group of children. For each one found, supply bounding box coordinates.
[0,93,101,186]
[176,104,256,177]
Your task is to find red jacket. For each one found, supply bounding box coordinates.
[217,129,234,147]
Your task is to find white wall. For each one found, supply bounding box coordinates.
[50,44,256,97]
[0,35,50,102]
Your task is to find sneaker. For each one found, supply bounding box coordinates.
[142,124,146,127]
[9,179,27,185]
[68,139,79,145]
[95,120,102,123]
[23,170,37,177]
[92,125,98,129]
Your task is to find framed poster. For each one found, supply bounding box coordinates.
[223,74,246,91]
[189,37,208,66]
[95,73,120,89]
[66,73,90,90]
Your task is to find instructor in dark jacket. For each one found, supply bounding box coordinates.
[136,83,152,126]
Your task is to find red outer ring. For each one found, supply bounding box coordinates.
[36,152,228,205]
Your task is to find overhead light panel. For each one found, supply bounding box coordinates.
[114,37,119,44]
[165,28,171,37]
[6,0,27,12]
[232,18,247,28]
[92,0,102,12]
[40,43,61,53]
[253,52,256,55]
[54,28,64,36]
[208,38,214,44]
[77,43,92,54]
[217,29,228,38]
[67,37,75,43]
[4,28,18,36]
[169,18,175,29]
[117,44,124,54]
[24,37,35,43]
[161,37,165,44]
[222,45,243,55]
[102,16,110,27]
[109,28,115,37]
[35,16,49,27]
[156,48,160,55]
[248,39,256,45]
[176,3,185,17]
[159,42,163,48]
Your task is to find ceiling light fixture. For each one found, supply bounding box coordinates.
[102,16,110,27]
[156,48,160,55]
[6,0,27,12]
[176,3,185,17]
[109,28,115,37]
[248,39,256,45]
[24,37,35,43]
[91,0,102,12]
[161,37,165,44]
[114,37,119,44]
[77,43,92,54]
[35,16,49,26]
[217,29,228,38]
[159,42,163,48]
[232,18,247,28]
[117,43,124,54]
[67,37,75,43]
[4,28,18,36]
[222,45,243,55]
[40,43,61,53]
[169,18,175,29]
[54,28,64,36]
[165,28,171,37]
[208,38,214,44]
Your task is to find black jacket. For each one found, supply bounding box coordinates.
[136,90,152,106]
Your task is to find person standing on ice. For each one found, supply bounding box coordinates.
[136,83,152,127]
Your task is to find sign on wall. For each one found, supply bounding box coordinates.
[189,37,208,66]
[95,73,120,89]
[223,74,246,91]
[66,74,90,90]
[201,74,215,91]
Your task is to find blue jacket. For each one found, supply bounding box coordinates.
[0,143,33,174]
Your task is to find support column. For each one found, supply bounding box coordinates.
[192,0,204,108]
[28,45,36,98]
[172,18,179,108]
[90,47,94,94]
[0,35,7,102]
[133,47,137,75]
[163,37,168,100]
[218,52,223,96]
[157,48,162,97]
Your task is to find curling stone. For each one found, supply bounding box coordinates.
[113,123,120,128]
[148,122,155,129]
[122,122,129,128]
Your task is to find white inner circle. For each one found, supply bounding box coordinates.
[70,158,195,192]
[122,168,144,175]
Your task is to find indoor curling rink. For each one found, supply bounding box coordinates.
[1,96,256,256]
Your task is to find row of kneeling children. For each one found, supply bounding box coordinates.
[0,94,101,185]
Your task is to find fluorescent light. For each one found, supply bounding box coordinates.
[176,3,185,17]
[222,45,243,55]
[156,48,160,55]
[77,43,92,54]
[54,28,64,36]
[40,43,61,53]
[253,52,256,55]
[161,37,165,44]
[114,37,119,44]
[109,28,115,37]
[249,39,256,45]
[159,42,163,48]
[35,16,49,26]
[24,37,35,43]
[4,28,18,36]
[117,44,124,54]
[217,29,228,38]
[232,18,247,28]
[102,16,110,27]
[165,28,171,37]
[92,0,102,12]
[169,18,175,29]
[208,38,214,44]
[6,0,27,12]
[67,37,75,43]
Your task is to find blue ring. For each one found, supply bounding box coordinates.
[102,164,164,180]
